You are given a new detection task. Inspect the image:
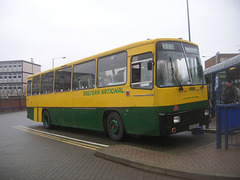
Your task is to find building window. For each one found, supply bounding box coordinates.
[54,66,72,92]
[97,51,127,87]
[73,60,95,90]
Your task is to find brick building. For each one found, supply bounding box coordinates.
[205,52,239,69]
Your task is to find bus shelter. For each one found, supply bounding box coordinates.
[204,54,240,117]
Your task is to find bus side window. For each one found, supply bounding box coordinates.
[131,52,153,89]
[41,71,53,94]
[27,80,32,96]
[97,51,127,87]
[73,60,96,90]
[55,67,72,92]
[32,76,40,95]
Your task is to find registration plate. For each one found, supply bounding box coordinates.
[189,123,199,130]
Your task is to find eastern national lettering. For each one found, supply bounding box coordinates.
[83,88,124,96]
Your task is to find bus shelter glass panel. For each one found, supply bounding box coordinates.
[215,71,226,104]
[219,71,226,92]
[205,75,212,97]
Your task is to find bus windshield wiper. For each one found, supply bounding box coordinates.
[169,57,183,91]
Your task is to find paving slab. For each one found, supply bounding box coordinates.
[95,138,240,180]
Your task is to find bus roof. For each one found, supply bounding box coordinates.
[27,38,198,79]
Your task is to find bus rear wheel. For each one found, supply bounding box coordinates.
[107,112,125,141]
[43,110,52,130]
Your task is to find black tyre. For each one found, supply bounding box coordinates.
[42,110,52,130]
[107,112,125,141]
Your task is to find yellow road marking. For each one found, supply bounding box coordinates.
[12,125,109,151]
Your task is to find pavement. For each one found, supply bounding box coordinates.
[95,118,240,180]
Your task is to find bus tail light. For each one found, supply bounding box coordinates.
[172,127,177,133]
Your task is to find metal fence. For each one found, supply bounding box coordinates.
[216,103,240,149]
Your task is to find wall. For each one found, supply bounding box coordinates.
[205,53,239,69]
[0,97,26,112]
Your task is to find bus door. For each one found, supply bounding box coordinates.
[128,52,157,135]
[131,52,154,105]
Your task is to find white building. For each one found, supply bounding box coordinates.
[0,60,41,98]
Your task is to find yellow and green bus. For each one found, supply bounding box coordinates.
[26,38,209,141]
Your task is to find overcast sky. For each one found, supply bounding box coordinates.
[0,0,240,71]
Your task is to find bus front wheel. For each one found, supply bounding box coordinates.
[43,110,52,130]
[107,112,125,141]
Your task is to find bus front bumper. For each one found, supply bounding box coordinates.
[158,107,209,136]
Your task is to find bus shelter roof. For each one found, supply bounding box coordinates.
[204,54,240,75]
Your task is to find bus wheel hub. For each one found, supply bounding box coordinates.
[110,120,119,135]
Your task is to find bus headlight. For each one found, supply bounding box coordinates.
[204,109,209,116]
[173,116,180,123]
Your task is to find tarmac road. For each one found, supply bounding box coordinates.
[0,111,182,180]
[0,110,226,180]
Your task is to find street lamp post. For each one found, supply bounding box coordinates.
[52,57,66,68]
[186,0,191,42]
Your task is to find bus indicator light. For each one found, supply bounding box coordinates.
[126,90,130,96]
